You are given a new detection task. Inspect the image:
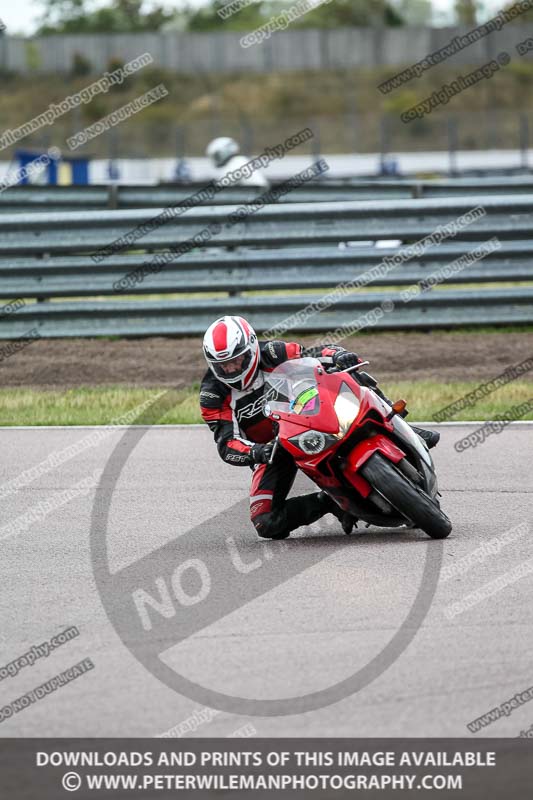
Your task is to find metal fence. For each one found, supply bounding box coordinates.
[4,178,533,213]
[3,26,533,75]
[7,111,533,162]
[1,192,532,338]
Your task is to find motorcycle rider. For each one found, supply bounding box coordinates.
[206,137,270,188]
[200,315,440,540]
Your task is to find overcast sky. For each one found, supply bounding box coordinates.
[1,0,504,36]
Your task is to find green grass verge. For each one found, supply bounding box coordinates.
[0,387,201,427]
[0,381,531,426]
[384,380,533,422]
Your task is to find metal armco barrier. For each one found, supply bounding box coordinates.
[0,196,533,256]
[0,242,532,300]
[3,178,533,212]
[0,193,532,338]
[1,289,532,339]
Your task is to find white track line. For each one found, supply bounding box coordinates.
[1,422,533,431]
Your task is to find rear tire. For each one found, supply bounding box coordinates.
[361,453,452,539]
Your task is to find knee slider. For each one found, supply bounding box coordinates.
[253,511,289,539]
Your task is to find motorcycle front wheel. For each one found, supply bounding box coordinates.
[361,453,452,539]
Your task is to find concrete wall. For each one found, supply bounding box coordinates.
[1,26,532,75]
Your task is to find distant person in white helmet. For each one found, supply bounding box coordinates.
[206,137,269,188]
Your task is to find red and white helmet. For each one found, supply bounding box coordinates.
[203,315,260,391]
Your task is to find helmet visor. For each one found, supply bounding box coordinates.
[208,348,253,385]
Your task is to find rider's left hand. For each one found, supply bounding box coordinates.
[333,351,361,370]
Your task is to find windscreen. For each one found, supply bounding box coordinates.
[263,358,322,417]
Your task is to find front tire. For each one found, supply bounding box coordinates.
[361,453,452,539]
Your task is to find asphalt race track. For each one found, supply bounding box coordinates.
[0,423,532,738]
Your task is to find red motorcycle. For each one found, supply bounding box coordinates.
[263,357,452,539]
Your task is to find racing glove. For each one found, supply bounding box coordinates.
[250,442,275,464]
[333,351,361,370]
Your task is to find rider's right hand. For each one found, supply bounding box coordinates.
[250,442,275,464]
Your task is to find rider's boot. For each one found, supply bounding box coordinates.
[318,492,357,534]
[409,426,440,449]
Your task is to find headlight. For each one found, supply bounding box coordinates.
[288,429,337,455]
[334,382,361,437]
